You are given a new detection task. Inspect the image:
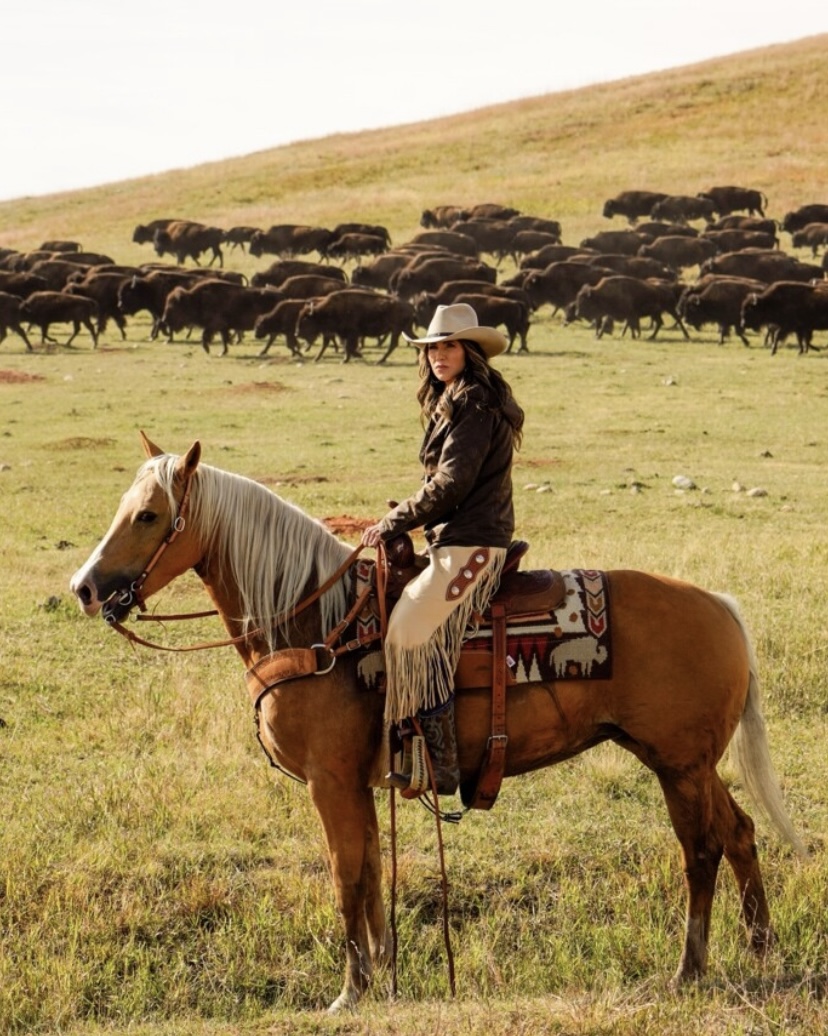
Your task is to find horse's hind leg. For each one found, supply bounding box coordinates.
[712,773,772,955]
[657,768,724,984]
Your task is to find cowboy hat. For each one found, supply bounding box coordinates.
[403,302,507,359]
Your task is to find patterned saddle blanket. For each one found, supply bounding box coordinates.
[354,566,612,692]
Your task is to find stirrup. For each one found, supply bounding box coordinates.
[386,734,429,798]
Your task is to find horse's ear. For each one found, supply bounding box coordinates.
[175,440,201,481]
[139,430,164,458]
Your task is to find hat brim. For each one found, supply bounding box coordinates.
[402,324,507,359]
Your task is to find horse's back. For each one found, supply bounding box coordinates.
[456,568,752,780]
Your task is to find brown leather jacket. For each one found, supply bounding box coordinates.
[376,384,517,548]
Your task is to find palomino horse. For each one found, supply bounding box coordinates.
[70,434,805,1012]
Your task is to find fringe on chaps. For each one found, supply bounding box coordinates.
[383,544,507,724]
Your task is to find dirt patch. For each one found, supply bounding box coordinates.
[257,474,329,487]
[51,436,117,450]
[0,369,45,384]
[223,381,290,394]
[323,515,373,536]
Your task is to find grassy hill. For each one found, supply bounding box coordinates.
[1,34,826,264]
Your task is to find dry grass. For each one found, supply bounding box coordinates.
[1,32,828,1036]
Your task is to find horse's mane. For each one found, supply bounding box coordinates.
[145,455,354,650]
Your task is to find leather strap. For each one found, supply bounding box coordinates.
[245,647,321,708]
[466,602,508,810]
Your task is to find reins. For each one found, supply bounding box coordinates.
[103,511,456,999]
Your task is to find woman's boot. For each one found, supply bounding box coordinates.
[388,696,460,797]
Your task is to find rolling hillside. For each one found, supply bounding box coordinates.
[1,33,825,264]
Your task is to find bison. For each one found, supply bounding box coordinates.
[0,290,33,350]
[250,260,346,289]
[580,229,652,256]
[638,235,718,271]
[781,204,828,235]
[677,275,768,346]
[420,205,471,229]
[254,298,318,357]
[741,280,828,355]
[405,230,479,258]
[697,186,767,217]
[451,292,531,353]
[296,289,416,363]
[19,290,99,347]
[650,195,717,225]
[153,221,225,267]
[133,219,180,245]
[392,256,497,300]
[324,232,388,263]
[701,229,778,253]
[602,191,669,224]
[64,271,132,340]
[575,275,689,340]
[791,223,828,257]
[522,261,615,314]
[249,225,333,260]
[160,280,280,354]
[700,249,824,284]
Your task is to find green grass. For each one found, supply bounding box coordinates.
[2,31,828,1036]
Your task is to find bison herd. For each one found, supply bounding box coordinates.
[2,188,828,359]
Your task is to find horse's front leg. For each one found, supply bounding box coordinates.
[308,778,388,1012]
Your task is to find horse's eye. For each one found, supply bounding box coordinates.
[136,511,157,524]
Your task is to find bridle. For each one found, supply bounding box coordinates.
[103,470,382,662]
[106,471,196,620]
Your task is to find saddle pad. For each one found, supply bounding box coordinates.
[456,569,611,686]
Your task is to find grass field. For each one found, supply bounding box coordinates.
[1,31,828,1036]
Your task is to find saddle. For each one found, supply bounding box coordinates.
[383,534,566,811]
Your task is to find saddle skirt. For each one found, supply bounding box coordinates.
[353,542,612,691]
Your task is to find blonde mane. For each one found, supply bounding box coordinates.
[144,455,353,650]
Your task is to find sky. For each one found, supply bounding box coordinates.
[2,1,826,203]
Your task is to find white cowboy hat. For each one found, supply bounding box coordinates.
[403,302,507,359]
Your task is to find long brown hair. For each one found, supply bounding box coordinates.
[416,340,524,448]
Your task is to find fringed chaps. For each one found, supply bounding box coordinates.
[383,544,507,723]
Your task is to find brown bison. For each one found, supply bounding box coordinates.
[602,191,669,223]
[581,229,652,256]
[0,290,33,350]
[701,229,778,253]
[153,221,225,267]
[575,275,690,340]
[420,205,471,229]
[741,280,828,354]
[19,290,99,347]
[638,235,718,270]
[522,261,615,314]
[392,256,497,300]
[791,223,828,257]
[697,186,767,217]
[781,204,828,235]
[296,289,416,363]
[700,250,824,284]
[451,292,531,353]
[677,275,768,346]
[161,280,280,354]
[650,195,717,225]
[250,260,346,289]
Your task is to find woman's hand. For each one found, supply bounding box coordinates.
[361,524,383,548]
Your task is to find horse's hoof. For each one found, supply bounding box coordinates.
[327,991,357,1014]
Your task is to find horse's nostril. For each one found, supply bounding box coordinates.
[77,584,92,606]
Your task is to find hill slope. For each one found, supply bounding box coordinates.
[0,34,825,260]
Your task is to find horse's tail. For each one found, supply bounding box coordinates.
[715,593,808,859]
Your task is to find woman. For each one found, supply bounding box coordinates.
[361,302,524,796]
